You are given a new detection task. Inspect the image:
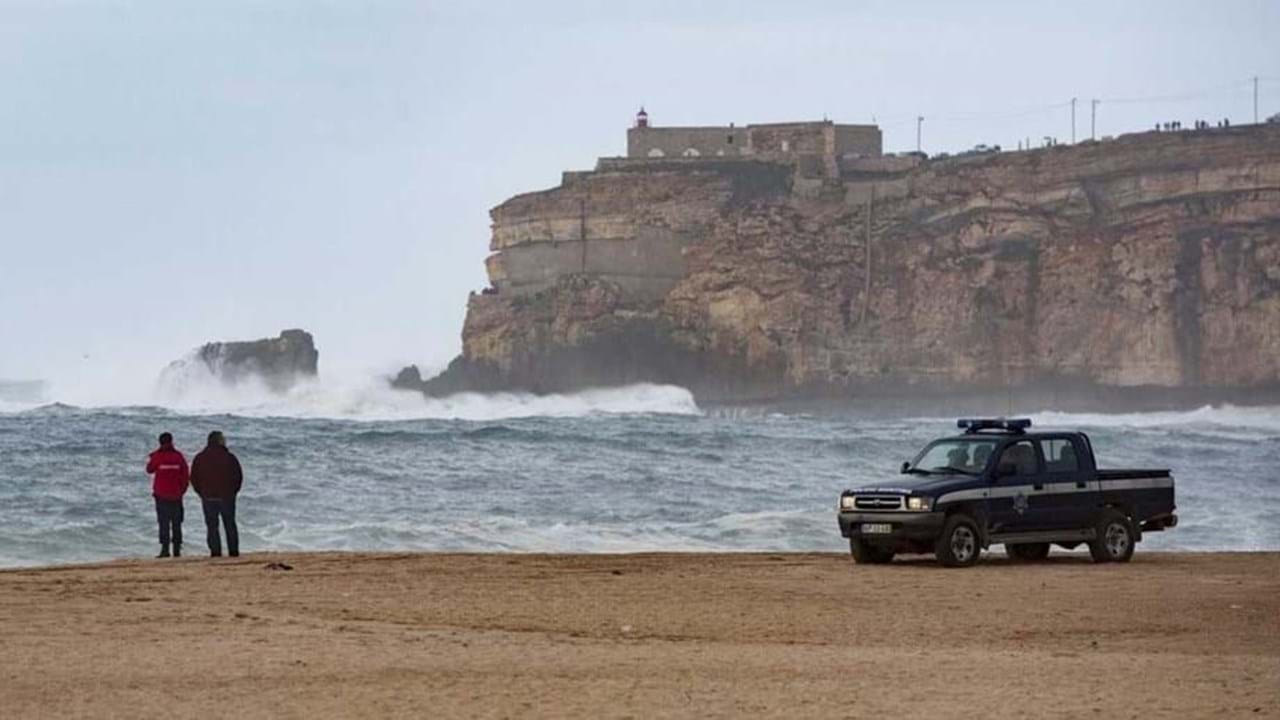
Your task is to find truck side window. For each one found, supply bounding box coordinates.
[997,440,1039,477]
[1041,439,1079,472]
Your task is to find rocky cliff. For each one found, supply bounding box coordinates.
[403,125,1280,410]
[162,329,319,393]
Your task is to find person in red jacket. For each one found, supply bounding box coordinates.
[190,430,243,558]
[145,432,189,558]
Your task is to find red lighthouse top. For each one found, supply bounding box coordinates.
[635,106,649,128]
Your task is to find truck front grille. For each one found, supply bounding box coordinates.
[854,496,902,511]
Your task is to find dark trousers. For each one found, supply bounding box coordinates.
[201,497,239,557]
[154,497,184,548]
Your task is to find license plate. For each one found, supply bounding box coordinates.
[861,523,893,535]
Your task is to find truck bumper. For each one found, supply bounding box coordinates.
[837,511,946,542]
[1140,513,1178,532]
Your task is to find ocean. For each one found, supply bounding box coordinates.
[1,381,1278,568]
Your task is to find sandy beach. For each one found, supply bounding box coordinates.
[1,551,1277,718]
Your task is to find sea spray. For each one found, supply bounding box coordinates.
[27,358,702,422]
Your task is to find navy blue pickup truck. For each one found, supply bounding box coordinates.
[837,418,1177,567]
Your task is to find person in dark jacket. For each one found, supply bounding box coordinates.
[190,430,243,557]
[145,432,189,558]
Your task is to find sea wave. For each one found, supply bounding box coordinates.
[3,374,701,422]
[1027,405,1280,432]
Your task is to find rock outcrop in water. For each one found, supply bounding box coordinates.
[401,124,1280,410]
[163,329,319,393]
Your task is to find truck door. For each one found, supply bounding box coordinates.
[990,439,1042,532]
[1034,437,1098,529]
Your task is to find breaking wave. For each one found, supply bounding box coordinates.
[1026,405,1280,433]
[8,365,701,422]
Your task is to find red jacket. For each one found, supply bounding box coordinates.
[146,446,190,501]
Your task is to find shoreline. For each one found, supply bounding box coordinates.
[3,551,1277,718]
[1,547,1278,573]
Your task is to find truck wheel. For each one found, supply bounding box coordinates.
[1005,542,1051,562]
[935,514,981,568]
[849,538,895,564]
[1089,509,1136,563]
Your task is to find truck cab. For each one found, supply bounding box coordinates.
[836,418,1177,567]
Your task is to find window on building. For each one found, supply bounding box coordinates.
[682,148,701,157]
[647,148,665,158]
[727,135,734,144]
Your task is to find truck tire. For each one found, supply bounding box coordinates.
[1089,509,1136,563]
[1005,542,1051,562]
[935,514,981,568]
[849,538,895,564]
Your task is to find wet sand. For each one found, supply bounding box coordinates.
[1,551,1278,718]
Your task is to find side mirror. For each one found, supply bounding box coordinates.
[900,461,911,474]
[995,463,1017,478]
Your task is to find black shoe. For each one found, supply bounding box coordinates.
[173,545,182,558]
[229,552,239,558]
[157,545,171,559]
[210,552,222,558]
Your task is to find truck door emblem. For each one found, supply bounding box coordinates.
[1013,492,1029,515]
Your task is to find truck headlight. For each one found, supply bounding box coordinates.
[839,495,856,510]
[906,496,932,511]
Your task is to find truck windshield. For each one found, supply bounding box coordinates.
[910,439,999,474]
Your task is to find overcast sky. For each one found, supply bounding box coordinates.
[2,0,1278,396]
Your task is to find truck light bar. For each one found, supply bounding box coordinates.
[957,418,1032,434]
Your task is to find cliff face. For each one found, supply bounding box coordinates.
[407,125,1280,409]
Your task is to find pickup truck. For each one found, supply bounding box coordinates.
[837,418,1177,567]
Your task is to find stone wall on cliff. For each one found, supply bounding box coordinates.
[404,125,1280,409]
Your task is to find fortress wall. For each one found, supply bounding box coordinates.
[484,166,767,299]
[491,170,736,250]
[840,155,922,175]
[746,123,828,154]
[833,125,883,157]
[627,126,748,158]
[491,215,635,249]
[627,122,882,162]
[485,232,688,300]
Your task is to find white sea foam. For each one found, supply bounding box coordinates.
[0,399,44,414]
[16,361,702,422]
[153,365,700,420]
[1027,405,1280,432]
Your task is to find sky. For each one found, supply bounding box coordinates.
[2,0,1278,399]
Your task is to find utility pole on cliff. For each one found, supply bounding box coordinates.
[1070,98,1077,144]
[916,116,923,153]
[1091,99,1099,141]
[1254,76,1260,124]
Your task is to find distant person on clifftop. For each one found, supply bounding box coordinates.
[145,432,189,558]
[190,430,243,558]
